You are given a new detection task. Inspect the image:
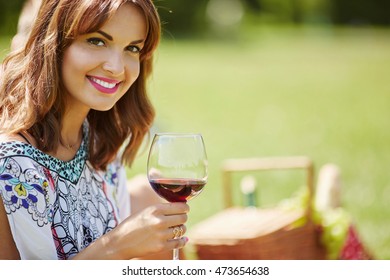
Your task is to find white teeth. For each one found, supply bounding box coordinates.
[90,77,116,89]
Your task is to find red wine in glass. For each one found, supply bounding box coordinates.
[149,178,206,203]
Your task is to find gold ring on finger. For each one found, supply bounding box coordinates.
[172,225,183,239]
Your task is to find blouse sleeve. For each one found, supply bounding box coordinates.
[0,156,58,259]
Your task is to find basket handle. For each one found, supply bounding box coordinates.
[221,156,314,221]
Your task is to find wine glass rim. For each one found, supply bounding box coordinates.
[154,132,203,137]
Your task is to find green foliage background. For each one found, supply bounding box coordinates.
[0,0,389,36]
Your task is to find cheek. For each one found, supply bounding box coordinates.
[62,50,83,89]
[125,58,141,86]
[62,47,96,85]
[61,52,75,92]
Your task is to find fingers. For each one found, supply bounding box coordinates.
[147,203,189,229]
[162,213,188,228]
[136,203,190,255]
[158,202,190,216]
[163,224,187,240]
[167,236,189,250]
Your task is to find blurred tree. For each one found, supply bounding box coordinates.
[205,0,245,39]
[0,0,25,36]
[243,0,262,13]
[156,0,209,38]
[239,0,389,26]
[291,0,304,23]
[329,0,390,25]
[0,0,389,39]
[256,0,308,23]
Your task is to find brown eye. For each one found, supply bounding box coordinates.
[126,45,141,54]
[87,38,105,47]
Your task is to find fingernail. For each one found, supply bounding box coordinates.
[184,237,189,243]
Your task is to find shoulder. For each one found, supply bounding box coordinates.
[0,133,28,160]
[0,133,33,161]
[0,131,38,146]
[0,133,27,144]
[0,133,47,184]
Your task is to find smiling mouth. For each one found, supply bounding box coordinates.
[87,76,121,94]
[89,76,117,88]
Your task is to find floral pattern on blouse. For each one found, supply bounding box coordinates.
[0,126,126,259]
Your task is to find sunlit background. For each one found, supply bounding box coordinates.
[0,0,389,259]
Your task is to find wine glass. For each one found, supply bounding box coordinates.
[147,133,208,260]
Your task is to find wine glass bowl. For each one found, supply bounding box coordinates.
[147,133,208,202]
[147,133,208,259]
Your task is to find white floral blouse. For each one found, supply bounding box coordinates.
[0,126,130,259]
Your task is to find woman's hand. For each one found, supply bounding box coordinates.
[73,202,189,259]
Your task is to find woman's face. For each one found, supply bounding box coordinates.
[61,3,147,113]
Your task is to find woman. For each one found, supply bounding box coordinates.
[0,0,189,260]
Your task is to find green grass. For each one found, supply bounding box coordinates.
[1,25,389,259]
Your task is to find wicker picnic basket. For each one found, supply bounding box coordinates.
[189,156,326,259]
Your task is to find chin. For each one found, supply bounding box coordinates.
[91,103,116,112]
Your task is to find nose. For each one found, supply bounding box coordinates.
[102,51,125,76]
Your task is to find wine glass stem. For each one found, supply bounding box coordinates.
[173,248,180,260]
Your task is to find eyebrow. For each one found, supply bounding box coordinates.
[97,30,145,45]
[97,30,113,41]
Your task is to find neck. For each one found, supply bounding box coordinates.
[60,106,88,151]
[60,128,82,150]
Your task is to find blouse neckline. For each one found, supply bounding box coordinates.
[0,124,89,184]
